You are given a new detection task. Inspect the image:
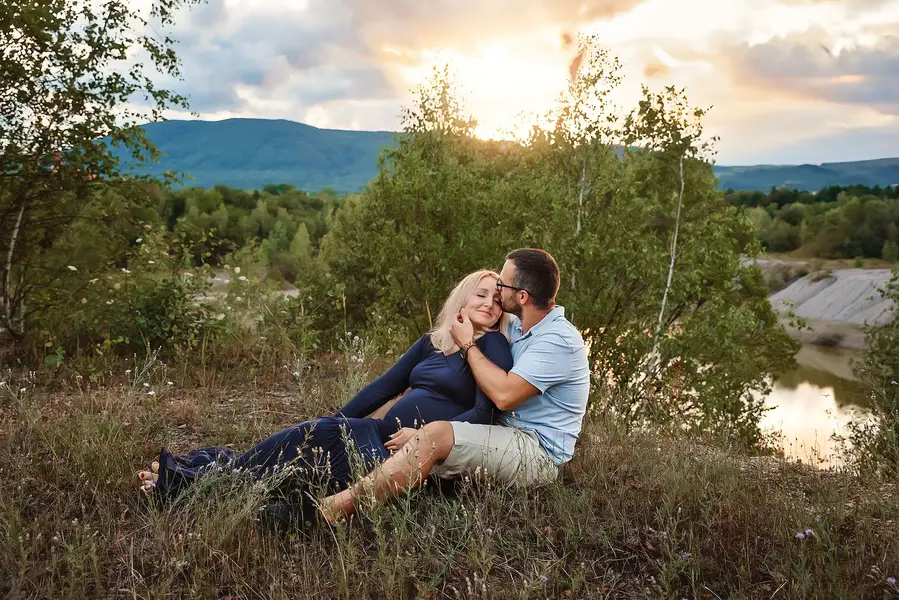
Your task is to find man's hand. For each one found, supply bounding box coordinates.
[385,427,418,453]
[450,307,475,348]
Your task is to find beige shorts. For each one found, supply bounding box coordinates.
[431,423,558,487]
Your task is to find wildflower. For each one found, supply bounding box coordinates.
[121,268,131,274]
[795,532,805,540]
[234,266,241,274]
[238,276,248,282]
[89,278,98,284]
[539,575,548,584]
[892,381,897,385]
[136,237,143,243]
[167,381,173,386]
[147,390,156,396]
[183,272,194,278]
[815,515,822,523]
[81,297,87,304]
[142,383,149,388]
[805,528,815,537]
[292,371,301,378]
[106,299,114,305]
[148,259,155,265]
[888,577,896,585]
[125,369,132,375]
[682,552,691,559]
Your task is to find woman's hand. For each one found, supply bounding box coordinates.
[385,427,418,453]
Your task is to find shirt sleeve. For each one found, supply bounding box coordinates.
[335,335,430,418]
[450,332,513,425]
[510,333,575,394]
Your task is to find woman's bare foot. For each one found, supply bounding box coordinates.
[137,460,159,493]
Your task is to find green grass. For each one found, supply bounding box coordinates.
[1,357,898,599]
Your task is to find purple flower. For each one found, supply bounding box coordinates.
[795,532,806,540]
[539,575,548,584]
[815,515,822,523]
[682,552,691,560]
[805,528,815,537]
[888,577,897,585]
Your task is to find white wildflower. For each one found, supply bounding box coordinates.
[147,390,156,396]
[142,383,149,388]
[125,369,132,375]
[234,266,241,274]
[67,265,77,271]
[148,260,155,265]
[81,297,87,304]
[167,381,174,386]
[238,276,247,282]
[121,268,131,274]
[183,272,194,278]
[136,237,143,243]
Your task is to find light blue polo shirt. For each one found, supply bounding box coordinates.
[499,306,590,465]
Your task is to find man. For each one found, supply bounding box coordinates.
[319,248,590,520]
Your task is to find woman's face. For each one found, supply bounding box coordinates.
[464,275,503,330]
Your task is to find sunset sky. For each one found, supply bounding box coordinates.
[165,0,899,165]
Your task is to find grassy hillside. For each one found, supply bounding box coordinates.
[118,118,899,193]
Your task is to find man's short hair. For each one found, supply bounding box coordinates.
[507,248,560,310]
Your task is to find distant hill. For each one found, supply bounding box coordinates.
[713,158,899,192]
[117,118,396,192]
[117,118,899,193]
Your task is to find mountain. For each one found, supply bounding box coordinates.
[118,118,899,193]
[118,118,396,192]
[713,158,899,192]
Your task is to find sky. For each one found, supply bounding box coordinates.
[161,0,899,165]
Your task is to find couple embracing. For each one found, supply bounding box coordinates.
[137,248,590,526]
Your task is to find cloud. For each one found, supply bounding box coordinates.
[726,26,899,114]
[168,0,397,117]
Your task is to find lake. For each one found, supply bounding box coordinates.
[760,344,869,466]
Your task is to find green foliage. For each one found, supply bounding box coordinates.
[850,272,899,475]
[1,0,199,338]
[883,240,899,264]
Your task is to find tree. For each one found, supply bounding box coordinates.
[1,0,200,338]
[883,241,899,264]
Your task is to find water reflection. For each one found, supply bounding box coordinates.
[761,345,869,466]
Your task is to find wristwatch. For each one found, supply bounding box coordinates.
[459,340,476,359]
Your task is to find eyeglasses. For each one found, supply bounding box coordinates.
[496,277,528,295]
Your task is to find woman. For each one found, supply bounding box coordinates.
[137,269,512,520]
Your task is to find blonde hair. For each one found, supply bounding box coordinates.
[430,269,510,354]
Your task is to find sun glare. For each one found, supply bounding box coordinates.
[395,40,571,141]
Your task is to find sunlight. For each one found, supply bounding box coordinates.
[395,40,570,141]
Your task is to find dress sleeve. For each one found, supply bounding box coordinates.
[449,331,513,425]
[335,335,430,418]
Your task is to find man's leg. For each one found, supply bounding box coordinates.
[319,421,455,521]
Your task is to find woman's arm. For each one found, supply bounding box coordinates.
[335,335,430,419]
[449,332,513,425]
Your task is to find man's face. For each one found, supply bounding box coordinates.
[498,259,522,316]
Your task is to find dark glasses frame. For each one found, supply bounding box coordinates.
[496,276,528,295]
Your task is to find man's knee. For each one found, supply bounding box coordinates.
[416,421,454,459]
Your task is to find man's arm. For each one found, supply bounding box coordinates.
[463,344,538,411]
[451,310,538,411]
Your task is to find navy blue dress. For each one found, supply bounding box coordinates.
[153,331,512,503]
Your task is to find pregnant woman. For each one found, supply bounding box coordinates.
[137,269,513,524]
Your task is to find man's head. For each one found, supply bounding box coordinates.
[497,248,560,316]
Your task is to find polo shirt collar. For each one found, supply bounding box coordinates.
[516,305,565,341]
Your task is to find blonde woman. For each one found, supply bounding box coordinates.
[137,270,512,523]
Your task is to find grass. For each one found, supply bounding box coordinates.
[1,355,899,599]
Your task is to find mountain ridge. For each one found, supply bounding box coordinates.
[116,118,899,193]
